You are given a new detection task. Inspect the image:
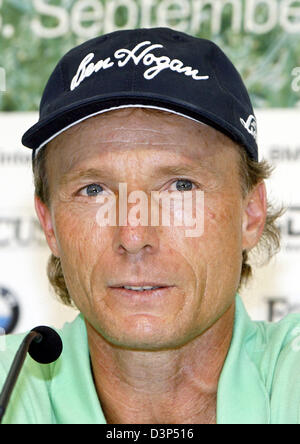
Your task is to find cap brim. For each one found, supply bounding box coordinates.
[22,93,255,159]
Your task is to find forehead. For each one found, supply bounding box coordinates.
[46,107,240,173]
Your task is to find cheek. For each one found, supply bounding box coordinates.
[52,205,108,281]
[205,193,243,242]
[179,192,244,284]
[203,196,244,283]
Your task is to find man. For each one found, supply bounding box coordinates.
[0,27,299,424]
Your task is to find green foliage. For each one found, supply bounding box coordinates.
[1,0,300,111]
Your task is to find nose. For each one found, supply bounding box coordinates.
[112,225,160,256]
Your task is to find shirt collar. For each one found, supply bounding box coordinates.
[50,313,107,424]
[53,294,270,424]
[216,294,270,424]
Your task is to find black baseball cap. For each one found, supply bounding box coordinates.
[21,27,258,161]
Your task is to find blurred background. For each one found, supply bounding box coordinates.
[0,0,300,333]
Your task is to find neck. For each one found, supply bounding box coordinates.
[86,302,235,424]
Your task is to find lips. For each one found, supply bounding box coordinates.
[122,285,161,291]
[108,286,173,302]
[109,282,173,291]
[108,283,174,300]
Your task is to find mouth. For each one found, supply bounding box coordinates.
[108,283,174,294]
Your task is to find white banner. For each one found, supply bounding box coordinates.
[0,112,77,333]
[242,109,300,321]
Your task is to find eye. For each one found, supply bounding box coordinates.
[170,179,196,192]
[78,183,104,197]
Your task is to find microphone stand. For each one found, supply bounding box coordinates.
[0,331,42,423]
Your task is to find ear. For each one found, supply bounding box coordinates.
[242,181,267,251]
[34,194,60,257]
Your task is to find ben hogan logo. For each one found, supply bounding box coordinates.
[70,40,209,91]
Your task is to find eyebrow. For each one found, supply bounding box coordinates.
[59,163,214,186]
[59,168,113,186]
[154,163,214,176]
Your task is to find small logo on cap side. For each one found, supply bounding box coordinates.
[240,114,257,141]
[70,40,209,91]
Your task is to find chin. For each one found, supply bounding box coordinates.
[102,321,192,352]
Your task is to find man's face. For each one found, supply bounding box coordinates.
[36,108,264,350]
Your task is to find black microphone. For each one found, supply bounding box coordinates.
[0,326,63,423]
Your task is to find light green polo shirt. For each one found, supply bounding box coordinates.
[1,294,300,424]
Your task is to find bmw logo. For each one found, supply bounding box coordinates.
[0,287,20,334]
